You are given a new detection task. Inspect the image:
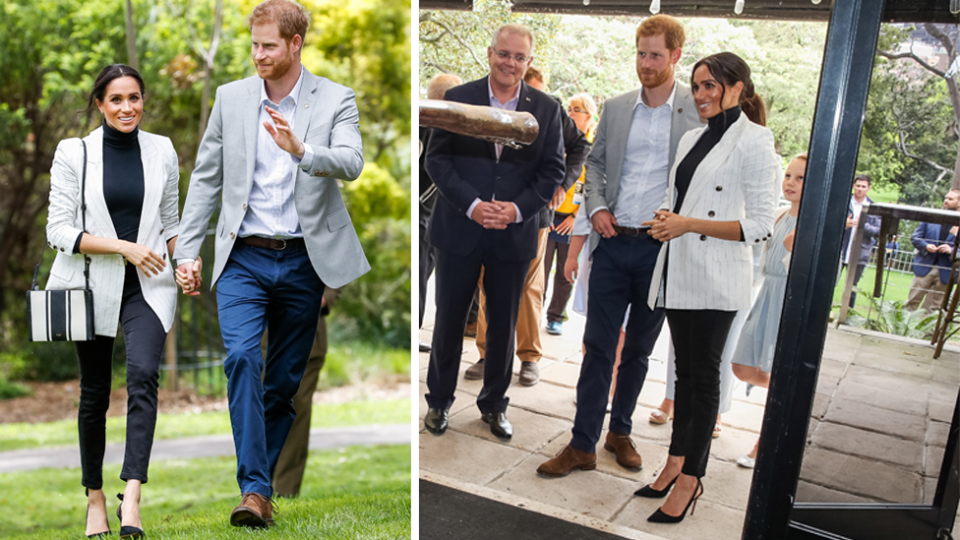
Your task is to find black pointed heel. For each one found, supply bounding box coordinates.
[647,478,703,524]
[634,475,678,498]
[117,493,145,539]
[84,488,111,539]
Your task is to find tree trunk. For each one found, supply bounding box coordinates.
[124,0,139,71]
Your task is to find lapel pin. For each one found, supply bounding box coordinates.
[525,97,531,101]
[678,108,683,113]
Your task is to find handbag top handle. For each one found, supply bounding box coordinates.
[31,140,91,291]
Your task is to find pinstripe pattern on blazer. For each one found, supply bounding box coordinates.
[45,127,180,337]
[646,114,781,311]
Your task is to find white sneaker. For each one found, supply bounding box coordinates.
[736,454,756,469]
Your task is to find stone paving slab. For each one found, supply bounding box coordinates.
[798,447,922,503]
[927,420,950,448]
[509,380,579,422]
[539,361,583,388]
[796,480,876,504]
[448,404,570,454]
[833,379,928,416]
[614,497,746,540]
[925,445,946,478]
[810,422,923,472]
[419,430,530,486]
[822,398,927,442]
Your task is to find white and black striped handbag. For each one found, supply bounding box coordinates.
[27,140,95,342]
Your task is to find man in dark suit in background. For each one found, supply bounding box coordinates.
[905,189,960,312]
[467,65,588,386]
[419,73,463,353]
[423,23,565,440]
[839,174,881,309]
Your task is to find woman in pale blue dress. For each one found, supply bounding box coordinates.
[732,152,806,467]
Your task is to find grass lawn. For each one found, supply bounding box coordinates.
[0,444,410,539]
[0,398,410,452]
[833,265,914,309]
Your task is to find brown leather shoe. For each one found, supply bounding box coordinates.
[230,492,273,528]
[603,432,643,470]
[537,445,597,478]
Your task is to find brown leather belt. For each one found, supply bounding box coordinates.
[239,236,306,250]
[612,225,649,237]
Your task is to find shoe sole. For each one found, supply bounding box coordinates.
[518,377,539,387]
[603,443,643,470]
[424,422,447,435]
[536,462,597,478]
[463,372,483,380]
[230,508,267,528]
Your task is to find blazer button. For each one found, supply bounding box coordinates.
[708,211,715,217]
[716,186,723,192]
[60,248,65,252]
[243,204,247,211]
[755,239,761,243]
[160,228,164,235]
[162,253,166,261]
[230,232,236,239]
[700,234,707,241]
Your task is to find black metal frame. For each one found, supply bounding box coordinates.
[743,0,960,539]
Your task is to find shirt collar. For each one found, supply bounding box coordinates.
[488,77,522,107]
[260,65,305,107]
[635,80,677,111]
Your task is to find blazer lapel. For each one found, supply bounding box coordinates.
[243,78,262,200]
[678,115,746,215]
[609,89,640,185]
[136,132,161,245]
[293,71,316,143]
[83,129,118,240]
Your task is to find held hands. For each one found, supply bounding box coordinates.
[551,215,575,236]
[263,106,305,159]
[591,209,618,238]
[470,200,517,230]
[643,210,690,242]
[175,257,203,296]
[119,242,166,277]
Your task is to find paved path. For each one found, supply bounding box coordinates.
[0,423,410,473]
[418,274,959,540]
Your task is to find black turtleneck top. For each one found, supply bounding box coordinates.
[102,120,144,244]
[672,106,741,214]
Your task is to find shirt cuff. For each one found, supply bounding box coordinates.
[512,202,523,223]
[466,198,482,220]
[72,232,84,255]
[293,143,315,171]
[177,258,195,268]
[589,206,609,219]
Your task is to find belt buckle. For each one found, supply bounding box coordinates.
[277,239,287,251]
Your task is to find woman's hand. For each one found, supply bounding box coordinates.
[642,210,690,242]
[176,257,203,296]
[119,241,166,277]
[564,254,579,284]
[784,230,796,253]
[551,215,576,236]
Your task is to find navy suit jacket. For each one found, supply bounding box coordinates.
[426,77,565,262]
[911,221,957,283]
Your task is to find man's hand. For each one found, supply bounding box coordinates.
[549,186,565,210]
[846,215,858,229]
[591,209,618,239]
[470,201,504,229]
[927,244,939,253]
[938,243,953,254]
[643,210,690,242]
[484,200,517,229]
[263,106,305,159]
[176,257,203,296]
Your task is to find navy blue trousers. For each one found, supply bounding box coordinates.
[217,242,324,498]
[571,234,665,454]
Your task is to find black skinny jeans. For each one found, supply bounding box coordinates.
[76,265,165,489]
[666,308,736,478]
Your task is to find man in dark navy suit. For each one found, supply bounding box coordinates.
[423,23,565,439]
[905,190,960,311]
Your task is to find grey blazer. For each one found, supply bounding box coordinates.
[582,83,703,255]
[174,69,370,289]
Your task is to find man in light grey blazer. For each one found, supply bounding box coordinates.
[173,0,368,527]
[538,14,703,478]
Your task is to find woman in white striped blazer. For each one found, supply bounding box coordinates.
[635,52,781,523]
[45,64,183,539]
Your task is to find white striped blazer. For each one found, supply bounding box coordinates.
[45,127,180,337]
[647,114,781,311]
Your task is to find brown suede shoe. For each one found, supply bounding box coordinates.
[603,432,643,470]
[537,445,597,478]
[230,492,273,528]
